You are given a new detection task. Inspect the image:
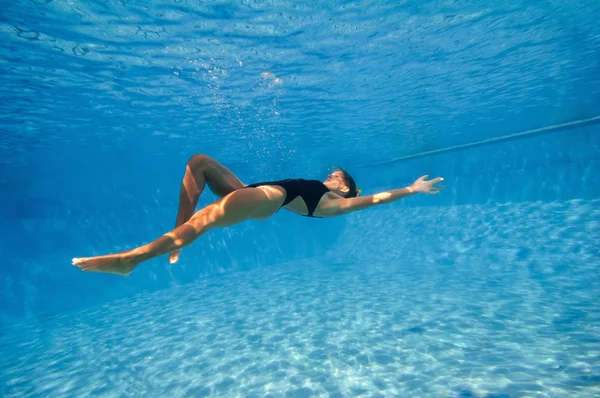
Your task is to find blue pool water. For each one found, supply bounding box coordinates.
[1,0,600,397]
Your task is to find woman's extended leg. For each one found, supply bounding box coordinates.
[170,154,244,264]
[72,186,285,277]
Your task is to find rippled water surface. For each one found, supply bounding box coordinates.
[2,0,600,174]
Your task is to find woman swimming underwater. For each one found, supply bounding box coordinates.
[72,154,445,276]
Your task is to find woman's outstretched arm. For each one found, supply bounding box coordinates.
[326,175,445,215]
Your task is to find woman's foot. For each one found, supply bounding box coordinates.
[72,252,139,276]
[168,250,181,264]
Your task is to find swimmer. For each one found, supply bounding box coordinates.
[72,154,445,276]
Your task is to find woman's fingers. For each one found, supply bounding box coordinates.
[427,184,445,194]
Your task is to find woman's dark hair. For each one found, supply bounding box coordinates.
[335,167,361,198]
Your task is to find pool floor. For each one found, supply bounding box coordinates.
[1,248,599,397]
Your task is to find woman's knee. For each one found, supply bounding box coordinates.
[187,154,219,178]
[187,154,213,169]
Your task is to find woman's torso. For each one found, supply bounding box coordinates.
[245,178,339,218]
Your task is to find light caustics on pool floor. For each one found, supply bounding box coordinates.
[1,199,599,398]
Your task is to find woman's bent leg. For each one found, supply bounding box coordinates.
[72,187,284,277]
[171,154,244,263]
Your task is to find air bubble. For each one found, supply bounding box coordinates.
[144,31,160,39]
[72,45,88,56]
[38,33,56,42]
[17,30,39,40]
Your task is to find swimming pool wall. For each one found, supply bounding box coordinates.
[0,121,598,329]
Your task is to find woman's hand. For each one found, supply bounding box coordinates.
[410,175,445,194]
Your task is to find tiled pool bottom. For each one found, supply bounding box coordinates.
[2,254,598,398]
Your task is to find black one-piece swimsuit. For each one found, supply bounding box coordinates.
[245,179,330,217]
